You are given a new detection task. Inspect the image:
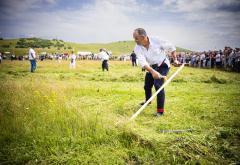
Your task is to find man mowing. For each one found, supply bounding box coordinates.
[133,28,179,117]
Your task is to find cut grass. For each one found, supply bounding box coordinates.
[0,60,239,164]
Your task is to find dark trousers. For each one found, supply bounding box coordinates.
[144,63,170,111]
[216,61,222,68]
[205,59,209,67]
[132,59,137,66]
[102,60,108,71]
[211,59,215,68]
[200,60,203,67]
[30,60,37,72]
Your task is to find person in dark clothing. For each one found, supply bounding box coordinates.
[130,51,137,67]
[210,52,215,68]
[99,48,109,71]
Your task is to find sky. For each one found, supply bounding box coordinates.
[0,0,239,51]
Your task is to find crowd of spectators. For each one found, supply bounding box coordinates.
[173,47,240,72]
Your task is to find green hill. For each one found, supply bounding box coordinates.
[0,38,191,56]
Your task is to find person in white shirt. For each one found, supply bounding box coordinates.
[133,28,179,117]
[191,54,196,66]
[28,47,37,72]
[69,51,76,69]
[0,53,2,64]
[58,55,62,63]
[215,52,222,68]
[98,48,109,71]
[196,55,200,67]
[200,53,205,67]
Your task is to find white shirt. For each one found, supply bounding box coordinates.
[99,51,109,61]
[134,36,176,68]
[216,54,221,62]
[70,54,76,61]
[192,55,196,60]
[200,53,205,60]
[28,48,36,60]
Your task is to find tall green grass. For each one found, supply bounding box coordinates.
[0,60,239,164]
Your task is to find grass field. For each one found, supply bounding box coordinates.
[0,60,239,164]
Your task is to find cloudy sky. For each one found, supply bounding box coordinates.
[0,0,239,51]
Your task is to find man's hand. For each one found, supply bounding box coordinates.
[151,69,166,79]
[173,59,180,66]
[144,65,166,79]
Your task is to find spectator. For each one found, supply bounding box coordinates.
[130,51,137,67]
[196,54,200,67]
[200,52,205,67]
[205,52,210,68]
[191,53,196,66]
[0,53,2,64]
[28,47,37,72]
[58,55,62,63]
[187,47,239,72]
[234,48,240,72]
[215,51,222,68]
[98,48,109,71]
[210,52,215,68]
[69,51,76,69]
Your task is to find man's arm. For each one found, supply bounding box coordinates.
[159,39,179,65]
[144,51,178,79]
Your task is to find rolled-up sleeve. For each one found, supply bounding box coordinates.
[134,46,149,68]
[160,40,176,52]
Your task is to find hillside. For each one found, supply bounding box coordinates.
[0,38,191,56]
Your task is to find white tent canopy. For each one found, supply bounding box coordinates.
[77,51,92,56]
